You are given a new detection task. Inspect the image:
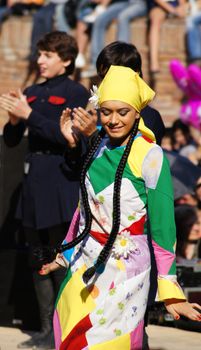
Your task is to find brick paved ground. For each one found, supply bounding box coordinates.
[0,325,201,350]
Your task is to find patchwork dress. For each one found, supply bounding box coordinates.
[54,134,185,350]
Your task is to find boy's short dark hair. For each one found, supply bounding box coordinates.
[37,31,78,75]
[96,41,143,80]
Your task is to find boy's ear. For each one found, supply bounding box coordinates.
[64,60,72,68]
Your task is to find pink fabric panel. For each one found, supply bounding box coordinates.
[53,310,62,350]
[66,207,80,242]
[152,240,175,275]
[130,319,144,349]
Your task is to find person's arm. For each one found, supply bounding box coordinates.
[3,115,26,147]
[0,89,87,145]
[142,145,201,320]
[60,106,98,172]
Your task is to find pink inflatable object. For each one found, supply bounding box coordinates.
[169,59,201,129]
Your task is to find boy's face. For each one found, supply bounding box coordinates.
[37,50,70,79]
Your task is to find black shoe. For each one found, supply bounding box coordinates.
[17,336,38,349]
[32,332,55,350]
[17,332,49,349]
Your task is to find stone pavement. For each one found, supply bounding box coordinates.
[0,325,201,350]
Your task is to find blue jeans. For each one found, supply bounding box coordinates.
[30,3,56,61]
[117,0,147,42]
[0,6,11,23]
[90,1,128,65]
[54,3,71,32]
[186,11,201,61]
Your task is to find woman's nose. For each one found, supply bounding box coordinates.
[109,112,119,125]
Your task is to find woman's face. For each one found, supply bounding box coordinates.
[196,178,201,201]
[173,129,187,148]
[188,221,201,241]
[100,100,139,146]
[37,50,70,79]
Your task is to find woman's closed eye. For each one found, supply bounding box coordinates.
[100,108,111,116]
[100,108,130,116]
[118,108,130,116]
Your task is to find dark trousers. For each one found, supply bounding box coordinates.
[24,223,69,332]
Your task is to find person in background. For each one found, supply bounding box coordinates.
[195,177,201,208]
[161,127,173,151]
[186,0,201,64]
[0,0,43,27]
[175,204,201,263]
[0,31,89,350]
[76,0,148,73]
[75,0,113,69]
[148,0,186,77]
[171,119,197,160]
[28,0,71,64]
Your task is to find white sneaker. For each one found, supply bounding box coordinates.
[75,53,86,68]
[83,5,106,23]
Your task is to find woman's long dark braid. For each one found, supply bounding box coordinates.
[58,127,106,253]
[83,118,140,284]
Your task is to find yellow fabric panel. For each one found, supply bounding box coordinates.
[57,265,96,341]
[157,278,186,301]
[116,259,126,271]
[89,332,130,350]
[138,118,156,142]
[128,136,155,178]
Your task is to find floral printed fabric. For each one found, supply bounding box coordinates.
[54,134,185,350]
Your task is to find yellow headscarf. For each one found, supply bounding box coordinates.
[97,65,156,141]
[98,65,155,113]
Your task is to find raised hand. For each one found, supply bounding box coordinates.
[0,89,32,119]
[60,107,79,147]
[72,107,98,137]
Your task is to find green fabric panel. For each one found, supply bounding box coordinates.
[88,147,124,194]
[169,258,176,275]
[147,155,176,254]
[88,146,148,210]
[55,268,72,307]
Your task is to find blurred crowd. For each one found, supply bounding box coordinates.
[0,0,201,80]
[161,119,201,264]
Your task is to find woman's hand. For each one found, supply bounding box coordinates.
[165,298,201,321]
[0,89,32,119]
[175,5,186,18]
[38,260,60,275]
[60,108,79,148]
[72,107,98,137]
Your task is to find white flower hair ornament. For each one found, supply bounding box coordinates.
[88,85,100,108]
[112,231,141,259]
